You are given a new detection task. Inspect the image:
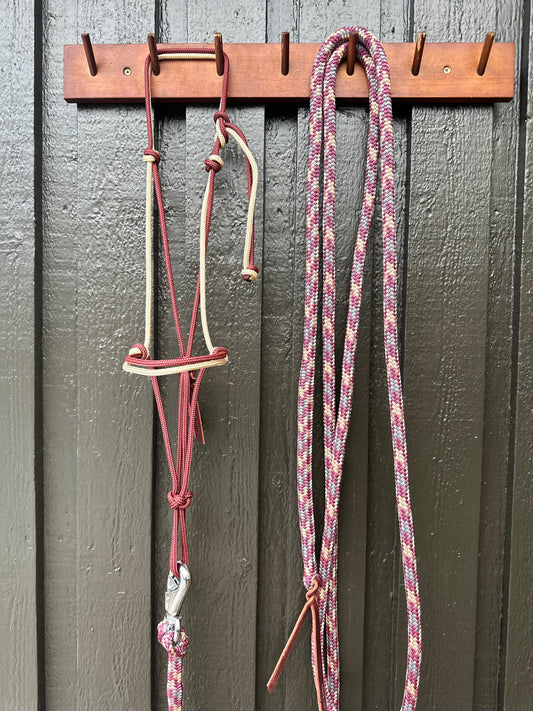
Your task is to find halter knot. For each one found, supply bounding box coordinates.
[143,148,160,164]
[306,574,323,600]
[213,110,230,144]
[204,154,224,173]
[157,620,190,658]
[167,490,193,510]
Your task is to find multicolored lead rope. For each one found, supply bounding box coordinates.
[268,27,422,710]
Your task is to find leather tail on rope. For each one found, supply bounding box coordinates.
[267,27,422,710]
[125,47,258,711]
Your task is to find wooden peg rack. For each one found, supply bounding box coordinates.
[64,37,515,104]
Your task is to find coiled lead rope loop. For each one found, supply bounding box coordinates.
[268,27,422,711]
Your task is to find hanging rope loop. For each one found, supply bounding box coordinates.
[268,27,422,711]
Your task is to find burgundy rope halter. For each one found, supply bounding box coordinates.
[124,46,258,711]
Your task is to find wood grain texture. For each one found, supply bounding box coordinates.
[73,2,156,708]
[502,3,533,707]
[257,14,310,711]
[404,105,492,709]
[41,1,80,707]
[63,41,515,104]
[473,1,523,708]
[403,2,494,707]
[2,0,533,708]
[153,2,265,709]
[0,1,37,708]
[255,106,311,711]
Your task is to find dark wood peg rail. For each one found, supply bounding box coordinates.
[64,36,514,104]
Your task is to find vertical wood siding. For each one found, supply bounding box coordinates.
[1,0,531,708]
[0,1,38,709]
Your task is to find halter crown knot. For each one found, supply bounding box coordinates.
[143,148,160,164]
[213,110,230,144]
[167,491,193,510]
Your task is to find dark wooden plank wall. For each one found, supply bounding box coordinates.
[0,2,38,710]
[1,0,531,708]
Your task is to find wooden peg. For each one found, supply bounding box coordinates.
[147,33,160,76]
[214,32,224,76]
[346,31,358,76]
[411,32,426,76]
[81,33,97,76]
[281,32,290,75]
[477,32,495,75]
[64,41,516,104]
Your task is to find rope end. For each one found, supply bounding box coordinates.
[266,676,277,694]
[266,577,322,697]
[128,343,148,358]
[241,266,259,281]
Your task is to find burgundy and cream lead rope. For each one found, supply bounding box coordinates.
[268,28,422,710]
[125,46,258,711]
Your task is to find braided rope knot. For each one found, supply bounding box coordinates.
[213,110,230,146]
[204,154,224,173]
[128,343,148,359]
[143,148,160,164]
[167,490,193,510]
[157,620,190,658]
